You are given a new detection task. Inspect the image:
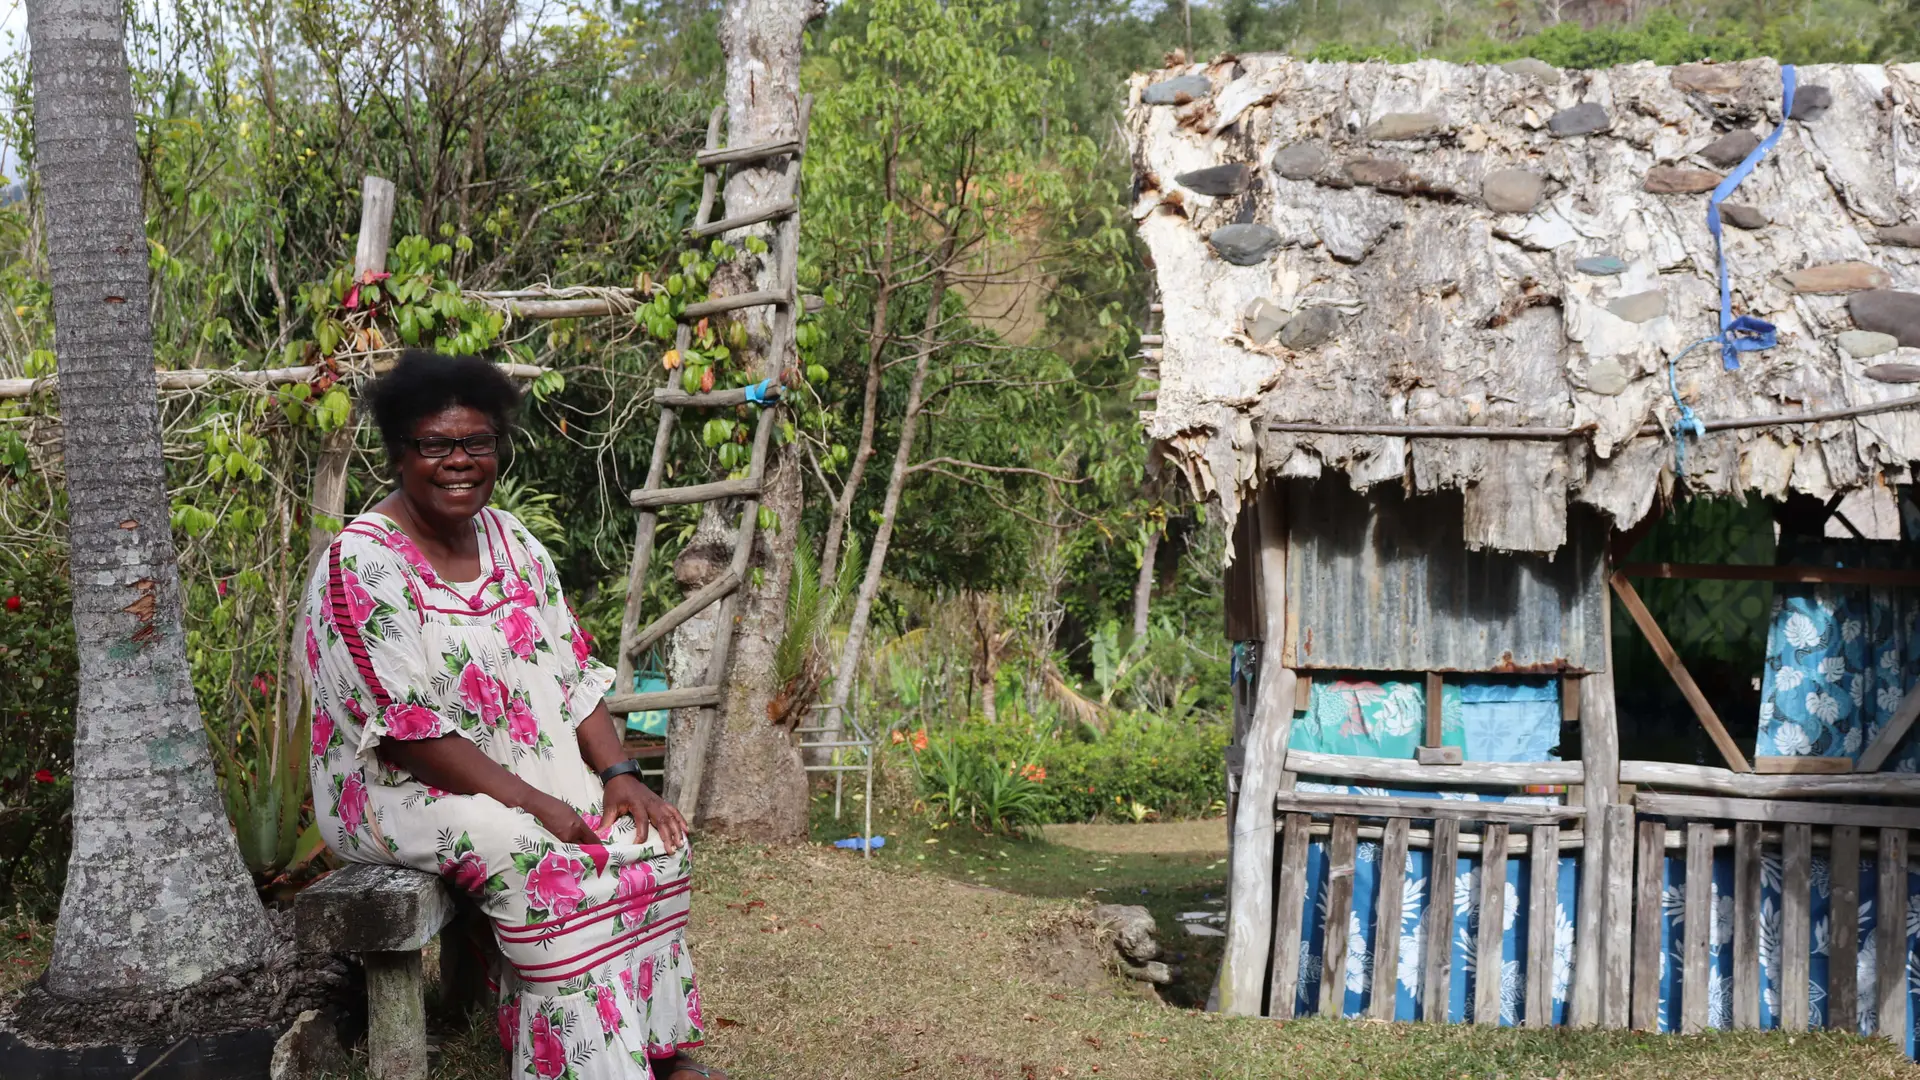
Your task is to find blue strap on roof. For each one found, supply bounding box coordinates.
[1666,63,1797,477]
[1705,63,1797,372]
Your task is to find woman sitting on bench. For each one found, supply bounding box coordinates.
[304,350,725,1080]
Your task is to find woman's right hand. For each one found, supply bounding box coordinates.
[526,792,598,845]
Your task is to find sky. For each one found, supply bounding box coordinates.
[1,0,21,184]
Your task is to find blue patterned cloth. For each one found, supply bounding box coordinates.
[1755,542,1920,769]
[1646,846,1920,1049]
[1279,678,1574,1023]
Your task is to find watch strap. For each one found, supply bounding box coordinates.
[597,758,642,784]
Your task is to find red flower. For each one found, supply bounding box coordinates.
[32,769,53,784]
[500,607,541,660]
[594,984,622,1034]
[911,729,929,752]
[4,596,19,612]
[441,850,491,896]
[382,703,443,741]
[529,1011,567,1078]
[311,711,334,758]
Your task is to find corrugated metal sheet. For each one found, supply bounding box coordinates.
[1281,479,1606,673]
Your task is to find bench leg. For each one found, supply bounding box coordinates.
[365,950,429,1080]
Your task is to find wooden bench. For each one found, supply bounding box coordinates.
[295,863,489,1080]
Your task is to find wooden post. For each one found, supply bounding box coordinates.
[1423,817,1460,1021]
[1781,823,1812,1032]
[1630,818,1664,1030]
[1600,804,1635,1028]
[1573,600,1621,1028]
[1525,823,1559,1027]
[1418,672,1462,766]
[1732,821,1762,1030]
[1877,828,1909,1042]
[1270,812,1311,1018]
[1830,825,1861,1033]
[1369,817,1410,1020]
[1219,488,1300,1017]
[364,950,428,1080]
[1320,816,1360,1016]
[1681,822,1713,1034]
[1475,823,1510,1025]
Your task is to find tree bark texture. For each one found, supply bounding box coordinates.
[1131,521,1160,641]
[664,0,814,839]
[29,0,271,996]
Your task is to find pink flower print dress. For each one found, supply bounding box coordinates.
[305,509,706,1079]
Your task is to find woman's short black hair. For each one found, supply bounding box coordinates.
[364,350,521,465]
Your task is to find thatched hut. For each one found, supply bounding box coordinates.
[1126,55,1920,1042]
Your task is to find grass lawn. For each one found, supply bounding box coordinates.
[7,803,1920,1079]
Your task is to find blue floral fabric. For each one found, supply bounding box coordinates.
[1755,542,1920,770]
[1279,678,1574,1023]
[1277,784,1579,1024]
[1646,846,1920,1051]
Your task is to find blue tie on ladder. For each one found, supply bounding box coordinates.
[1668,63,1796,476]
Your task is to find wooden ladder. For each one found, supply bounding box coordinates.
[607,97,813,817]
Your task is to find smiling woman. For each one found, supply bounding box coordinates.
[304,351,728,1080]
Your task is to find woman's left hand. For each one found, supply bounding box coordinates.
[601,773,688,853]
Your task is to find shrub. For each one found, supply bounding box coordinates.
[897,710,1227,827]
[0,546,77,918]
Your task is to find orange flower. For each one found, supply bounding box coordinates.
[890,730,905,745]
[911,729,928,752]
[1019,763,1047,782]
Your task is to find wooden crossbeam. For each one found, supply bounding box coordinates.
[627,569,741,661]
[1620,562,1920,587]
[604,685,722,714]
[691,197,796,238]
[678,288,792,320]
[629,476,762,509]
[1856,680,1920,773]
[1609,572,1752,773]
[696,137,802,167]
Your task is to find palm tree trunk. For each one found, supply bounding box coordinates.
[1131,523,1160,642]
[28,0,270,997]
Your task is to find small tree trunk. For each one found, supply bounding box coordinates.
[817,143,898,585]
[823,268,950,728]
[1131,523,1159,642]
[29,0,270,998]
[664,0,816,839]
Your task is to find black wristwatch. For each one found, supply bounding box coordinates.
[597,758,642,784]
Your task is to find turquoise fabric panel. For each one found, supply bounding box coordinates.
[1291,677,1560,764]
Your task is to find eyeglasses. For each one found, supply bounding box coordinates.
[411,434,502,459]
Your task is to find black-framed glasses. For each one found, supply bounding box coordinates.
[411,434,502,459]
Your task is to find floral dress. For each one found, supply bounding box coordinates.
[304,508,705,1079]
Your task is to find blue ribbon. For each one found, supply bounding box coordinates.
[1705,64,1796,371]
[743,378,781,405]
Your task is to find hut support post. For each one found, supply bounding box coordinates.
[1573,603,1620,1028]
[1217,489,1298,1016]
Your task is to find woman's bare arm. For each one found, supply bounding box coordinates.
[380,734,597,844]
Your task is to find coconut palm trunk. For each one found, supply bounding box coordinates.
[29,0,271,997]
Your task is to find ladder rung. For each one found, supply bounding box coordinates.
[679,289,791,321]
[692,198,795,238]
[605,685,722,713]
[1135,390,1159,402]
[630,476,761,509]
[1139,334,1164,346]
[628,570,741,660]
[696,138,802,168]
[799,740,872,750]
[656,385,770,409]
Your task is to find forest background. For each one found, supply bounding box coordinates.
[1,0,1917,919]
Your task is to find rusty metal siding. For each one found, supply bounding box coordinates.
[1280,479,1607,673]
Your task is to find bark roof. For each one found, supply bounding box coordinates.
[1126,55,1920,553]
